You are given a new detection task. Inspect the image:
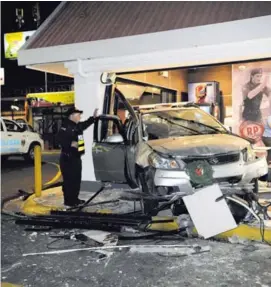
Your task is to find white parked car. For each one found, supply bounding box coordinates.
[1,117,44,162]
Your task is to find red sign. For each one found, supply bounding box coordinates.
[30,99,54,107]
[239,121,264,141]
[195,85,207,104]
[195,167,203,177]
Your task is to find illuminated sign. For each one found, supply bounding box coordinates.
[27,91,75,106]
[4,31,36,59]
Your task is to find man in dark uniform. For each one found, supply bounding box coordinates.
[241,68,271,122]
[57,107,99,207]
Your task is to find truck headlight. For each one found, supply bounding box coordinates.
[148,152,185,170]
[242,145,255,162]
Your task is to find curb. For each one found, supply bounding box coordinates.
[148,218,271,243]
[43,162,62,187]
[42,150,60,155]
[22,188,64,216]
[1,283,22,287]
[215,224,271,243]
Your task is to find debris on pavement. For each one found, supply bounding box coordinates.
[83,230,118,246]
[129,244,211,256]
[22,243,211,257]
[228,235,250,245]
[28,232,37,242]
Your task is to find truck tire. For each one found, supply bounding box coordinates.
[24,143,39,163]
[253,178,259,194]
[138,172,159,216]
[228,179,259,224]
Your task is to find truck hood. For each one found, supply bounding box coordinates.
[147,134,249,157]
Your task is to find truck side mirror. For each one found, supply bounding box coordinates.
[94,114,125,143]
[105,134,124,143]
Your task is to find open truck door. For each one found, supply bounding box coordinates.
[92,85,139,187]
[92,114,127,183]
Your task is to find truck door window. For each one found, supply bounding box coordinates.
[96,118,122,143]
[114,93,137,141]
[113,91,135,123]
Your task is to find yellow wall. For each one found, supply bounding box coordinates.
[121,70,188,101]
[121,65,233,105]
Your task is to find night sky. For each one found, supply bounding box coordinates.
[1,1,61,97]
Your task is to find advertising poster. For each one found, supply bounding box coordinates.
[232,60,271,160]
[26,91,75,107]
[4,31,35,59]
[188,82,217,104]
[188,82,222,121]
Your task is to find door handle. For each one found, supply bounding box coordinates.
[7,134,12,137]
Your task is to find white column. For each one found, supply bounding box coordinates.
[72,71,105,182]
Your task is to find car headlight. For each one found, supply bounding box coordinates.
[148,152,185,170]
[242,145,255,162]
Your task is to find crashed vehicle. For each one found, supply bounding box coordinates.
[93,89,268,221]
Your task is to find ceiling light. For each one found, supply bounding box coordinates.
[159,71,169,78]
[238,65,246,71]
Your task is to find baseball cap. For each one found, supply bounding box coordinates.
[250,68,263,76]
[66,107,83,117]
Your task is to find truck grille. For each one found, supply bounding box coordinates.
[183,153,240,166]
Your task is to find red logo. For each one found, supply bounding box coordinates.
[195,85,207,104]
[195,167,203,176]
[239,121,264,141]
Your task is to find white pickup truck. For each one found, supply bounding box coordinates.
[1,117,44,162]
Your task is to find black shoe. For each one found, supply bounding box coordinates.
[64,199,85,207]
[64,202,77,207]
[75,199,85,205]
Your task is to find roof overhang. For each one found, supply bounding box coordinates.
[26,62,72,78]
[18,15,271,74]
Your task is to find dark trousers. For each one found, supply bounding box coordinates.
[262,137,271,163]
[60,153,82,204]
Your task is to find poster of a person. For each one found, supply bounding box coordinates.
[232,61,271,162]
[240,68,271,123]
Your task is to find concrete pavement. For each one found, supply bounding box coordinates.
[2,217,271,287]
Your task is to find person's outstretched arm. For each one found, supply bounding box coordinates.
[78,108,99,131]
[247,75,268,99]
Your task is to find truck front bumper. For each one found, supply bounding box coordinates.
[154,157,268,190]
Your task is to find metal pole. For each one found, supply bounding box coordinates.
[34,145,42,197]
[28,107,33,127]
[45,72,48,92]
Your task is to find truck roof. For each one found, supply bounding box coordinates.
[139,106,199,114]
[132,102,201,114]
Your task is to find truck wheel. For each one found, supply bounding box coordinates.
[252,179,259,194]
[229,179,259,224]
[24,144,39,163]
[138,172,159,216]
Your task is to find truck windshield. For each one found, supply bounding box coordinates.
[142,108,227,140]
